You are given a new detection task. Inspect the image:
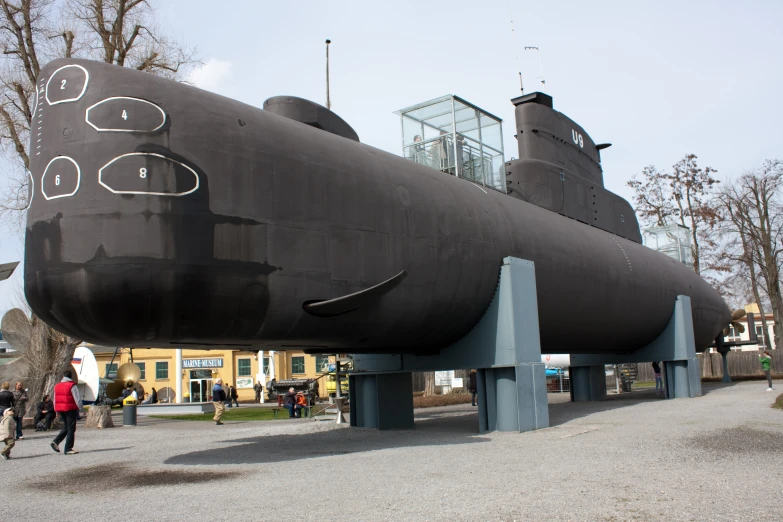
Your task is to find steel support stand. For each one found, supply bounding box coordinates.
[715,336,732,383]
[570,295,702,401]
[350,257,549,433]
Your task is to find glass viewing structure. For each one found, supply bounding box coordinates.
[395,95,505,192]
[642,224,693,269]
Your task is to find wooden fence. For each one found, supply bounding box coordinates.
[631,351,781,381]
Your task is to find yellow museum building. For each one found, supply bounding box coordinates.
[92,347,333,402]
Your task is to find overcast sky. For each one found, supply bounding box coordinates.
[0,0,781,316]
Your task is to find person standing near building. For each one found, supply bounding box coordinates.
[254,381,262,403]
[11,382,27,440]
[652,362,663,396]
[51,369,81,455]
[212,378,226,425]
[1,408,15,460]
[228,384,239,408]
[468,369,477,406]
[759,350,774,391]
[223,382,232,409]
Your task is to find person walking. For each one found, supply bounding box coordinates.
[212,378,226,425]
[468,369,477,406]
[223,382,232,409]
[1,408,15,460]
[51,369,81,455]
[759,350,774,391]
[254,381,262,403]
[229,384,239,408]
[0,383,14,420]
[11,382,28,440]
[652,362,663,396]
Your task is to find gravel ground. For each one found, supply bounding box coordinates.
[5,380,782,521]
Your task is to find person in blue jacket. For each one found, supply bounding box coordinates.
[212,379,227,425]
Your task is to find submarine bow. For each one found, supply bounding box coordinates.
[24,58,730,353]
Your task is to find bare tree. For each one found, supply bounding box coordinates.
[67,0,196,78]
[627,165,676,227]
[423,372,435,396]
[668,154,721,275]
[716,207,771,342]
[0,0,64,226]
[719,160,783,349]
[627,154,721,277]
[1,308,81,415]
[0,0,197,411]
[0,0,197,227]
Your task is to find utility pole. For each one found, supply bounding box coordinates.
[325,39,331,110]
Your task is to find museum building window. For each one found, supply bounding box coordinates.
[156,361,169,380]
[291,356,305,374]
[105,363,118,379]
[315,355,329,372]
[237,358,251,377]
[137,362,146,380]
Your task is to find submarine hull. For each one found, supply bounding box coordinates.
[24,59,730,353]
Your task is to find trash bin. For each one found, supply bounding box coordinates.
[122,396,138,426]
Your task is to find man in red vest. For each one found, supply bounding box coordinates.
[51,369,81,455]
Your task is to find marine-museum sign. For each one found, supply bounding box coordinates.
[183,358,224,369]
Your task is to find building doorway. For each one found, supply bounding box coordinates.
[189,370,214,402]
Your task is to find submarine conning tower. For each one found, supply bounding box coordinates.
[506,92,642,243]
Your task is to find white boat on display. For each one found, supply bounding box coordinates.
[71,345,103,405]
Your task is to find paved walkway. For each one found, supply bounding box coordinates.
[5,381,782,521]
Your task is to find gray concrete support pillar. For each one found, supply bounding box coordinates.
[664,358,701,399]
[478,363,548,433]
[570,365,607,402]
[349,372,414,430]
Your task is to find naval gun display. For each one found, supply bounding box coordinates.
[24,59,731,355]
[265,378,319,402]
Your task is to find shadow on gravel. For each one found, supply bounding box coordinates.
[77,446,135,454]
[27,464,240,492]
[548,389,666,427]
[10,446,134,460]
[700,381,741,395]
[11,453,53,460]
[165,413,490,466]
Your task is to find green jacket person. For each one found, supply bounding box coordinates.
[759,350,773,391]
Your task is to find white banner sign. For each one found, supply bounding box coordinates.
[435,370,455,386]
[236,377,253,389]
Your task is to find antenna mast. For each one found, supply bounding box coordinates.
[508,4,524,93]
[524,46,546,87]
[325,39,332,110]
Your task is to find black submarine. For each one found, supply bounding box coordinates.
[24,58,731,354]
